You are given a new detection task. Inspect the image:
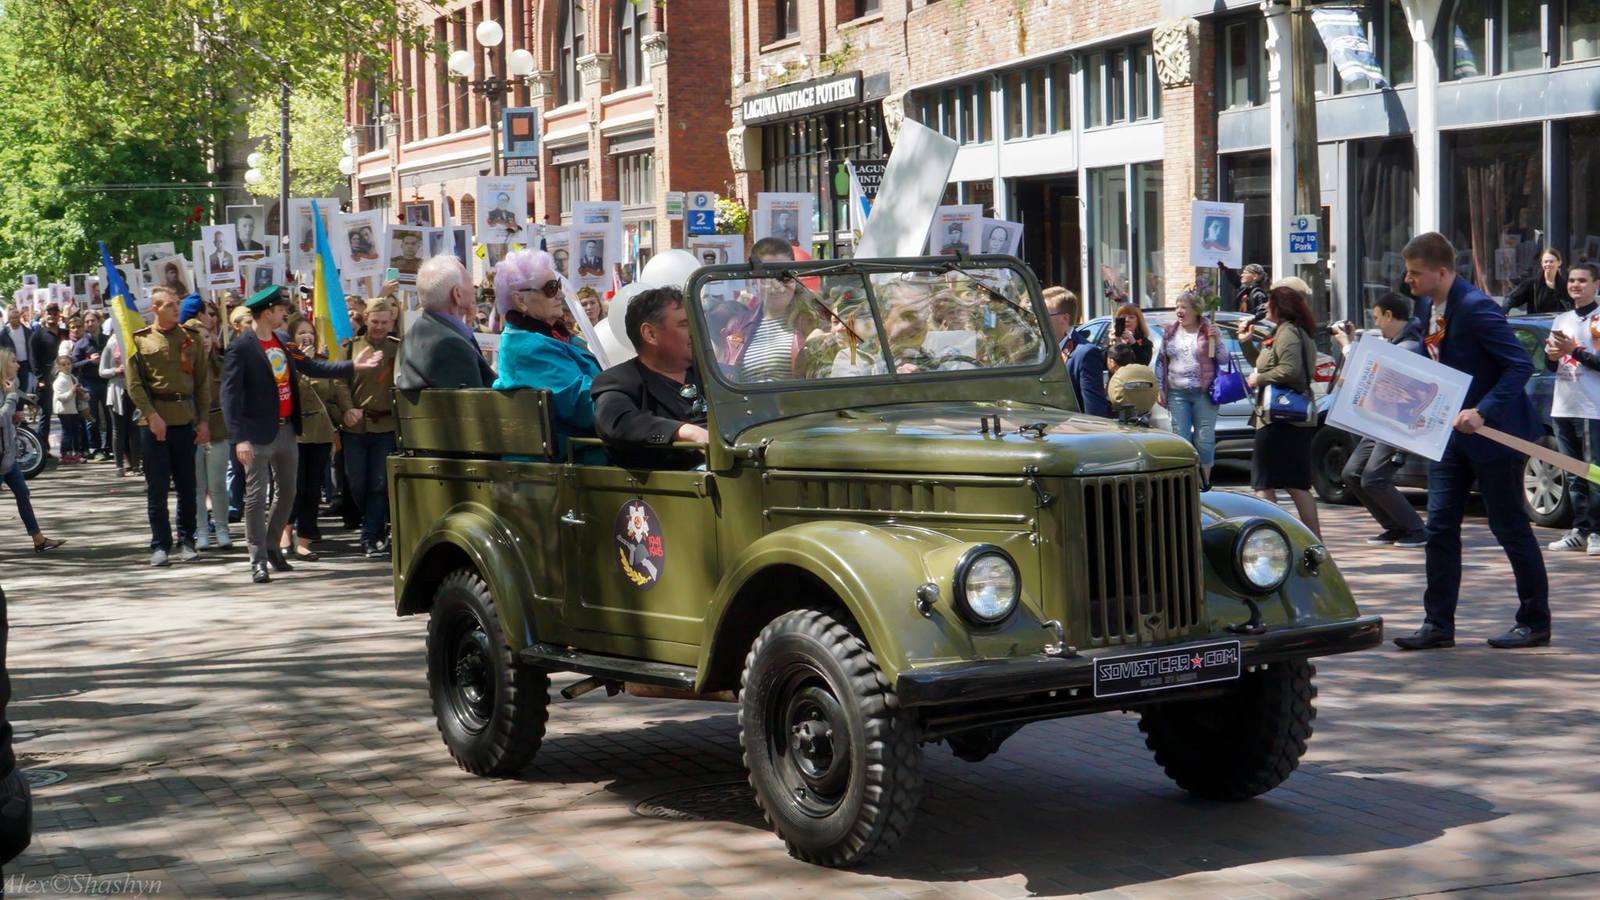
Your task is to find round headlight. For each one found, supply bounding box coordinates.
[1235,522,1291,592]
[955,547,1019,625]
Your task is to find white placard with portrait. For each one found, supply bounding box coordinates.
[198,224,240,288]
[149,254,193,297]
[544,227,573,281]
[572,226,614,293]
[387,226,431,284]
[687,234,747,305]
[977,218,1024,256]
[1190,201,1245,269]
[337,211,386,280]
[1326,335,1472,462]
[136,242,175,284]
[227,205,270,253]
[242,256,287,295]
[572,201,623,226]
[475,176,528,245]
[755,192,814,249]
[928,205,983,256]
[287,197,340,274]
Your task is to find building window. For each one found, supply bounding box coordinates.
[557,0,584,105]
[1222,152,1273,282]
[1567,0,1600,61]
[1449,0,1562,79]
[1305,1,1415,94]
[1004,72,1024,139]
[917,79,992,144]
[761,106,886,257]
[617,152,655,207]
[1051,61,1071,132]
[558,162,590,216]
[460,195,477,231]
[1088,162,1164,314]
[616,0,651,89]
[1028,67,1048,136]
[1447,124,1543,297]
[452,12,469,131]
[1353,138,1415,316]
[776,0,799,40]
[1567,117,1600,262]
[1503,0,1545,71]
[996,61,1067,139]
[966,82,991,143]
[1085,43,1158,128]
[854,0,881,17]
[365,82,389,151]
[1223,19,1260,108]
[940,88,957,139]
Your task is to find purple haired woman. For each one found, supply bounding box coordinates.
[491,249,603,460]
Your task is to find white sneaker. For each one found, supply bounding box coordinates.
[150,548,170,567]
[1548,529,1584,551]
[1588,533,1600,556]
[195,535,211,551]
[177,543,200,562]
[215,529,232,549]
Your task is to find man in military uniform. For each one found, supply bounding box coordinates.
[125,286,212,567]
[335,297,401,558]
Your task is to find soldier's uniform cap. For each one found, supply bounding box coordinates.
[244,285,288,311]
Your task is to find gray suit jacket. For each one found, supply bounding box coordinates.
[396,311,495,390]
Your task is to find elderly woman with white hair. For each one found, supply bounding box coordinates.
[491,249,602,460]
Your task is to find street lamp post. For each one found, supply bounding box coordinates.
[448,20,535,177]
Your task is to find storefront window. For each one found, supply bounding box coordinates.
[1567,118,1600,263]
[1447,124,1543,297]
[1568,0,1600,61]
[1089,166,1130,312]
[1134,162,1164,305]
[1451,0,1489,78]
[1503,0,1545,71]
[1354,139,1415,317]
[1222,152,1273,279]
[761,105,886,258]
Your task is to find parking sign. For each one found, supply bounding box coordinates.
[1287,214,1319,265]
[686,191,717,236]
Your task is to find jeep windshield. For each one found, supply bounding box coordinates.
[692,258,1052,389]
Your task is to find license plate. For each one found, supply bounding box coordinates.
[1092,640,1242,698]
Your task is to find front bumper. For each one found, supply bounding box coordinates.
[895,615,1382,708]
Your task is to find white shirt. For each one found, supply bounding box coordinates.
[739,316,793,383]
[7,325,26,363]
[1164,327,1202,391]
[1550,303,1600,420]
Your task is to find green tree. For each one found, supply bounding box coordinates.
[243,72,349,201]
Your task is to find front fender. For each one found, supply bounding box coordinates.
[697,521,1053,689]
[1199,489,1362,627]
[398,503,541,651]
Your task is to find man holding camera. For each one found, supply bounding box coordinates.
[1545,261,1600,556]
[1331,293,1428,548]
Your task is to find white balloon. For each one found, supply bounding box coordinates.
[597,325,636,366]
[606,281,651,345]
[639,249,701,291]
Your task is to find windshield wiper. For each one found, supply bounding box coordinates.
[779,271,868,347]
[937,261,1045,342]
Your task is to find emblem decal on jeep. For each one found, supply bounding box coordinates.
[615,500,666,590]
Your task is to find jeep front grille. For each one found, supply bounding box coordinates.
[1078,469,1203,644]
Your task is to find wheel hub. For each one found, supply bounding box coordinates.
[447,623,494,730]
[777,682,851,807]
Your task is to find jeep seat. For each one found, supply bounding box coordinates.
[394,388,555,459]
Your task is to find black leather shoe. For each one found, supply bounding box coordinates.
[266,549,294,572]
[1487,625,1550,649]
[251,562,271,584]
[1394,623,1455,650]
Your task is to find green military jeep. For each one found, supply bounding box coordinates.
[389,255,1382,867]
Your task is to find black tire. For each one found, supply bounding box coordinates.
[1309,426,1355,505]
[945,724,1021,763]
[16,429,44,480]
[1138,660,1317,800]
[1523,436,1573,529]
[739,608,922,867]
[426,569,549,777]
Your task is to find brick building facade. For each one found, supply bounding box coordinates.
[347,0,732,278]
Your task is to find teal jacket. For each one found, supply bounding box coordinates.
[493,319,602,460]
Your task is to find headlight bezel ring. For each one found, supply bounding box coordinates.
[1232,519,1292,593]
[953,544,1020,627]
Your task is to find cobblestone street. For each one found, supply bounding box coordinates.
[2,465,1597,898]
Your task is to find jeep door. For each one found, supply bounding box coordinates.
[559,466,720,665]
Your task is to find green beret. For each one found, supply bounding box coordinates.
[245,285,287,312]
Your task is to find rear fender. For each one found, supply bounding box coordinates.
[397,504,540,651]
[695,521,1050,692]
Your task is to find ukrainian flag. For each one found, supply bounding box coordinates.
[310,200,354,356]
[98,242,145,357]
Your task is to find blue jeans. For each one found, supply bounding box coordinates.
[1423,446,1549,633]
[344,431,396,544]
[141,423,198,551]
[1167,387,1219,468]
[1,463,40,535]
[1553,416,1600,536]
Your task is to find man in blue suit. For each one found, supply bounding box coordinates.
[1046,288,1111,418]
[1393,233,1550,650]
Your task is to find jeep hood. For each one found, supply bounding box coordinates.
[738,402,1197,476]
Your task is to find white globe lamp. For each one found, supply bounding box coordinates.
[475,20,505,48]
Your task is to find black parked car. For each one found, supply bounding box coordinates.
[1311,314,1569,529]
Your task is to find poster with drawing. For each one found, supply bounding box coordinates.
[572,225,613,293]
[1190,201,1245,269]
[754,192,814,249]
[288,197,340,274]
[337,210,386,280]
[977,218,1024,256]
[927,205,982,256]
[475,176,527,244]
[1326,335,1472,461]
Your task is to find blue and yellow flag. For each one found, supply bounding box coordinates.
[310,201,354,356]
[98,242,145,357]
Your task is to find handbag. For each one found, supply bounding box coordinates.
[1209,348,1249,406]
[1262,327,1316,425]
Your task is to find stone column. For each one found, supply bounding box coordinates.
[1262,0,1297,280]
[1403,0,1443,233]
